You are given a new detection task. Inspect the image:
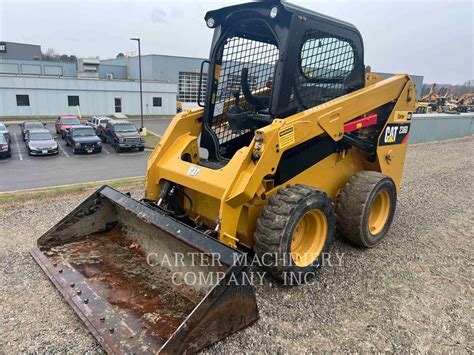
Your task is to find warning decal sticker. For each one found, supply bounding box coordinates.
[278,126,295,148]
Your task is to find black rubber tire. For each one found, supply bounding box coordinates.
[254,184,335,282]
[138,146,145,152]
[336,171,397,248]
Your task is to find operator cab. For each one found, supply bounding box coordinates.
[199,0,365,163]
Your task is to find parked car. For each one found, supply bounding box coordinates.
[55,115,81,139]
[0,134,11,158]
[86,116,111,133]
[25,129,59,156]
[0,122,11,143]
[20,121,45,141]
[103,120,145,152]
[64,125,102,154]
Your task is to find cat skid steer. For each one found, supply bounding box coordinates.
[32,0,415,353]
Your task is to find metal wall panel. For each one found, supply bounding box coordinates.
[0,76,177,117]
[409,114,474,144]
[0,59,76,76]
[375,72,424,100]
[0,42,42,61]
[125,55,206,82]
[99,64,127,80]
[0,63,19,74]
[20,64,42,75]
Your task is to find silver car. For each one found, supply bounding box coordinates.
[26,129,59,156]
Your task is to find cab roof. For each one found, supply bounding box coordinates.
[205,0,359,33]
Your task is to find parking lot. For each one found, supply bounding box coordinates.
[0,118,171,192]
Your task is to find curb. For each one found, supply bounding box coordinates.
[0,176,145,195]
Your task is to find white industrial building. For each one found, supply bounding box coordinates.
[0,75,176,117]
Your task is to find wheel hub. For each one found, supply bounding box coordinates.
[291,210,327,267]
[368,189,391,235]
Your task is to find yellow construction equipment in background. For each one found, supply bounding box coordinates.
[32,1,415,352]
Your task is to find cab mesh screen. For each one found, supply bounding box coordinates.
[291,29,356,111]
[212,36,279,145]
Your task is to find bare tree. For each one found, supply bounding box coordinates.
[41,48,77,63]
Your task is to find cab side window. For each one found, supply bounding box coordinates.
[293,30,356,110]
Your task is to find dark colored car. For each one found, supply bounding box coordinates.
[25,129,59,156]
[0,134,11,158]
[0,122,11,143]
[55,115,82,139]
[20,121,45,141]
[103,120,145,152]
[65,125,102,154]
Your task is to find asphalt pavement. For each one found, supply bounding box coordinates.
[0,118,171,192]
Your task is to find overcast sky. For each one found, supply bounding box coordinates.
[0,0,472,84]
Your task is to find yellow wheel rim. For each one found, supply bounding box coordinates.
[368,190,391,235]
[290,210,327,267]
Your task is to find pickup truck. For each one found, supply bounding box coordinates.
[103,120,145,153]
[86,116,111,132]
[65,125,102,154]
[55,115,81,139]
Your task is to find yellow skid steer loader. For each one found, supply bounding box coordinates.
[32,0,415,353]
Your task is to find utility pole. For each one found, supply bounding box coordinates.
[130,38,144,130]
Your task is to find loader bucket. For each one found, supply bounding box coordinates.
[31,186,258,354]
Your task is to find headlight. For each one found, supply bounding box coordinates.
[270,6,278,18]
[97,141,102,146]
[75,142,81,147]
[206,17,216,28]
[140,137,145,142]
[118,137,124,143]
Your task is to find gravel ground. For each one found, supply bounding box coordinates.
[0,137,473,353]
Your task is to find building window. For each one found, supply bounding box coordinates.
[178,72,207,103]
[68,95,80,106]
[115,98,122,113]
[153,97,162,107]
[16,95,30,106]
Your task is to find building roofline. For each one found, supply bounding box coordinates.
[0,40,41,48]
[0,72,176,85]
[103,53,207,62]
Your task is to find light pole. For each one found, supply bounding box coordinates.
[130,37,144,130]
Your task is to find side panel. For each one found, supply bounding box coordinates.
[376,80,415,190]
